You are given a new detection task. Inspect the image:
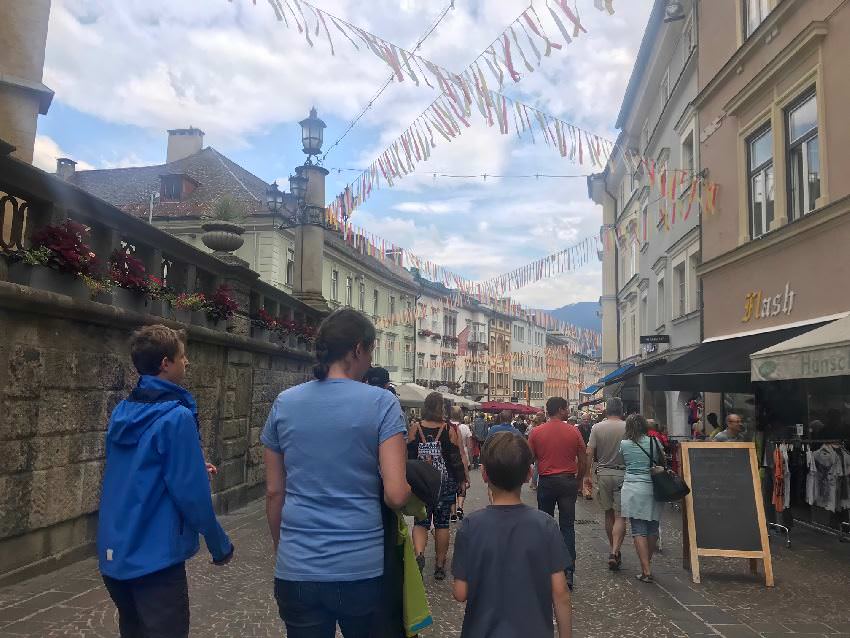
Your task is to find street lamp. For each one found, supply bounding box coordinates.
[299,106,326,163]
[289,170,308,202]
[266,180,284,213]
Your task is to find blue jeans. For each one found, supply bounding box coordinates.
[273,577,382,638]
[536,474,579,583]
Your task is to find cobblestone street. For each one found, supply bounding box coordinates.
[2,471,850,637]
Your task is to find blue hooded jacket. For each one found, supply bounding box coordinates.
[97,376,232,580]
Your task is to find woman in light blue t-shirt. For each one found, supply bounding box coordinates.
[262,308,411,637]
[620,413,664,584]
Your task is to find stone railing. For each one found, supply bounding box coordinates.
[0,147,324,584]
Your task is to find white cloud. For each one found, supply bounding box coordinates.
[32,135,95,172]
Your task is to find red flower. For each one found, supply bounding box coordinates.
[30,220,99,275]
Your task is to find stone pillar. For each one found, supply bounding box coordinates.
[0,0,53,164]
[293,164,329,312]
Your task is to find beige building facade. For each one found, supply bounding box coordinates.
[696,0,850,341]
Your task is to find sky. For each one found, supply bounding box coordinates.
[34,0,652,310]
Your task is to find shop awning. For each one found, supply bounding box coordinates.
[751,315,850,382]
[644,324,826,393]
[598,363,635,385]
[581,383,603,396]
[395,383,431,408]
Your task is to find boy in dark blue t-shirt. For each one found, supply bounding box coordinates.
[452,432,572,638]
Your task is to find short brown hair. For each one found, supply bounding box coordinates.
[421,392,444,422]
[130,325,186,376]
[481,431,532,491]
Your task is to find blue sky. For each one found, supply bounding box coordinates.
[34,0,652,309]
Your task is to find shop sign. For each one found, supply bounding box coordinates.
[753,346,850,381]
[640,335,670,344]
[742,283,795,323]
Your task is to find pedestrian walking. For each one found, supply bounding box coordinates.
[584,397,628,572]
[412,392,467,581]
[471,412,489,468]
[529,413,546,490]
[620,414,665,584]
[97,325,234,638]
[528,397,587,590]
[487,410,523,438]
[262,308,411,637]
[455,410,474,521]
[452,432,573,638]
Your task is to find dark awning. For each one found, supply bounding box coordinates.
[605,358,668,387]
[644,324,826,393]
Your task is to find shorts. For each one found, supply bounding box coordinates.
[595,471,624,513]
[630,518,660,537]
[414,498,452,530]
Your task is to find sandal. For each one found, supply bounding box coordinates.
[608,553,621,571]
[635,573,654,584]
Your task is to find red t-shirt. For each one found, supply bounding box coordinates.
[528,419,587,476]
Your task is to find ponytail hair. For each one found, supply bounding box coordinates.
[312,308,376,380]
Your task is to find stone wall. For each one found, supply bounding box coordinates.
[0,282,313,583]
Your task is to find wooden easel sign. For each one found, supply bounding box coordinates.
[680,442,774,587]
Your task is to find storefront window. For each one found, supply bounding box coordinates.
[723,392,757,438]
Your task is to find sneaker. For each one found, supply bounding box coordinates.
[456,508,464,521]
[450,513,459,523]
[434,566,446,581]
[416,553,425,574]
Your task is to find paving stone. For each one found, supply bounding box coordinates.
[712,625,762,638]
[692,607,739,625]
[783,624,837,634]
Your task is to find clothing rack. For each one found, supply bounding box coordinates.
[766,438,850,545]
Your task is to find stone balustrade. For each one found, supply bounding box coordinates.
[0,147,323,584]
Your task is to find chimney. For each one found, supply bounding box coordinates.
[166,127,204,164]
[56,157,77,181]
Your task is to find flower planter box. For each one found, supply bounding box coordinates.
[174,308,193,324]
[7,263,89,300]
[251,326,270,341]
[190,311,210,329]
[111,287,148,314]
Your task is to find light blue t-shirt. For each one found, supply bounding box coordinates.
[261,378,407,581]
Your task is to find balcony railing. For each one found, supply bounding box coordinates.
[0,149,322,349]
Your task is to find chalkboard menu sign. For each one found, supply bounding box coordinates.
[680,443,774,587]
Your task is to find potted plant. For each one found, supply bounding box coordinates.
[250,308,277,341]
[7,220,97,300]
[201,195,247,254]
[82,274,114,303]
[109,249,151,314]
[205,284,239,330]
[172,292,207,325]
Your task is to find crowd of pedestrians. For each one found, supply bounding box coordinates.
[96,308,747,637]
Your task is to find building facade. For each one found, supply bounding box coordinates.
[511,314,547,408]
[545,333,572,404]
[487,309,513,403]
[589,0,700,434]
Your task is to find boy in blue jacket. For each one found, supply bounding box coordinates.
[98,325,234,637]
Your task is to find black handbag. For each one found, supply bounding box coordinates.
[636,437,690,503]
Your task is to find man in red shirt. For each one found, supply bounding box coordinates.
[528,396,587,590]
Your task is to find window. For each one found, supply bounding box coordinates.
[682,131,695,178]
[331,270,339,301]
[389,296,396,317]
[374,338,381,365]
[429,355,437,380]
[387,337,395,367]
[656,276,665,327]
[630,314,637,357]
[417,352,425,374]
[744,0,771,38]
[748,126,774,239]
[630,239,639,279]
[641,206,648,245]
[345,277,352,306]
[405,344,413,370]
[786,90,820,220]
[689,252,700,314]
[660,69,670,105]
[359,282,366,310]
[286,249,294,286]
[673,262,687,318]
[640,294,648,336]
[161,175,182,201]
[620,315,628,358]
[373,289,379,315]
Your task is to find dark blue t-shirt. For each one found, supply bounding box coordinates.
[451,504,569,638]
